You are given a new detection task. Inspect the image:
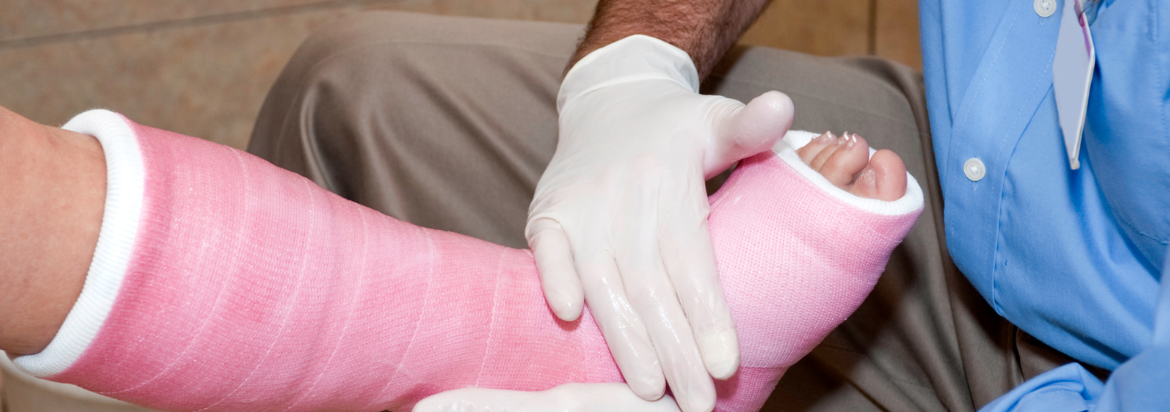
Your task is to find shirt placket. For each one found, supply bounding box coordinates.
[941,0,1064,309]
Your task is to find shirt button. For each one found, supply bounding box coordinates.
[964,158,986,181]
[1035,0,1056,17]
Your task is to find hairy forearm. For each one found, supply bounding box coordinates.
[570,0,770,79]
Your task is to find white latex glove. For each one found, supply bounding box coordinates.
[527,35,794,412]
[414,383,682,412]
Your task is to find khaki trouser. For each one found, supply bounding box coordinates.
[3,11,1084,412]
[1,356,154,412]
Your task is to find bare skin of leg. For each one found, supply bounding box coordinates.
[796,131,907,201]
[0,110,906,357]
[0,106,103,356]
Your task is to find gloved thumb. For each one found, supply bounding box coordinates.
[703,91,794,178]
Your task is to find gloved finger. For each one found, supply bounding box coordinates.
[616,187,715,412]
[577,248,665,401]
[411,383,683,412]
[556,383,682,412]
[703,91,794,178]
[413,387,555,412]
[528,218,584,321]
[658,186,739,380]
[619,243,715,412]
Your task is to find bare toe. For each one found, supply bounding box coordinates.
[809,133,848,171]
[797,131,836,165]
[849,149,907,201]
[819,133,870,188]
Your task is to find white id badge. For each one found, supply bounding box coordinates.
[1052,0,1096,170]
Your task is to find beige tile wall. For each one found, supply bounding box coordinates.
[0,0,920,149]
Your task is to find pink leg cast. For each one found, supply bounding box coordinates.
[14,111,922,412]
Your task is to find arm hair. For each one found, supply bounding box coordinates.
[569,0,771,79]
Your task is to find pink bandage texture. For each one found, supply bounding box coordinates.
[45,117,921,412]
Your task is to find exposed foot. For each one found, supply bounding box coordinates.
[796,131,907,201]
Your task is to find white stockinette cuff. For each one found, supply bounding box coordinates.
[772,130,924,216]
[15,110,144,377]
[558,34,700,111]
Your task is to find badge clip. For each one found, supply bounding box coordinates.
[1052,0,1096,170]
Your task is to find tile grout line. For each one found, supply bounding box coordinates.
[867,0,878,55]
[0,0,408,51]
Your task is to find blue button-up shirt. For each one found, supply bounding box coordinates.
[918,0,1170,409]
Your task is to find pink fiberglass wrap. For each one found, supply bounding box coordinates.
[49,119,920,412]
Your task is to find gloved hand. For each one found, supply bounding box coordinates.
[527,35,794,412]
[413,383,682,412]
